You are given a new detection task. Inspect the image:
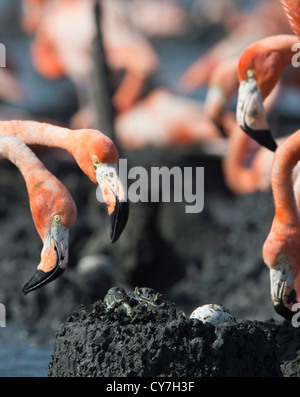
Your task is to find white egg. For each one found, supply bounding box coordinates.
[189,304,236,326]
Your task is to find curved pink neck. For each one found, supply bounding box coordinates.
[0,135,49,177]
[272,132,300,225]
[0,120,73,152]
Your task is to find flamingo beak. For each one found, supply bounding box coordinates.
[95,162,129,243]
[236,77,277,152]
[269,264,297,320]
[22,223,69,294]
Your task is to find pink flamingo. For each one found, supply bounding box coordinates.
[236,34,299,151]
[263,130,300,319]
[0,136,77,294]
[236,0,300,150]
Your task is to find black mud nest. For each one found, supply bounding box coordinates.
[47,286,295,377]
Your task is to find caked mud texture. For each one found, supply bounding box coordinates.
[48,287,282,377]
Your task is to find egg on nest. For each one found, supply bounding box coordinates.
[189,304,236,326]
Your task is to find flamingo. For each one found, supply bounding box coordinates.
[262,130,300,319]
[0,120,129,243]
[237,0,300,151]
[236,33,300,152]
[204,50,282,130]
[0,136,77,294]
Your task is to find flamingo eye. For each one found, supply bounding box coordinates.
[246,69,255,79]
[92,155,101,165]
[53,214,62,224]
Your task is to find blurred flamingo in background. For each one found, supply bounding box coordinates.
[21,0,188,40]
[222,122,288,195]
[0,120,129,243]
[188,0,238,31]
[222,81,284,195]
[114,87,228,150]
[202,56,240,124]
[21,0,47,34]
[22,0,158,128]
[0,136,77,294]
[177,31,264,95]
[177,0,290,95]
[114,46,246,151]
[124,0,189,39]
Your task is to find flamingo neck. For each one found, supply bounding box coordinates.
[0,120,73,152]
[258,35,298,99]
[0,136,45,173]
[0,137,52,233]
[0,136,75,240]
[271,132,300,225]
[274,34,299,65]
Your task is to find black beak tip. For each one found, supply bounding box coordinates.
[273,303,293,321]
[273,289,297,321]
[110,199,129,243]
[242,124,277,152]
[22,267,65,295]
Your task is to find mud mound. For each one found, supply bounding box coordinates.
[48,287,285,377]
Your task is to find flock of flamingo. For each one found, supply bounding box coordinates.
[1,0,300,320]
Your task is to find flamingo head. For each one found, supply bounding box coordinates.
[263,224,300,319]
[236,40,283,152]
[22,179,77,294]
[73,130,129,243]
